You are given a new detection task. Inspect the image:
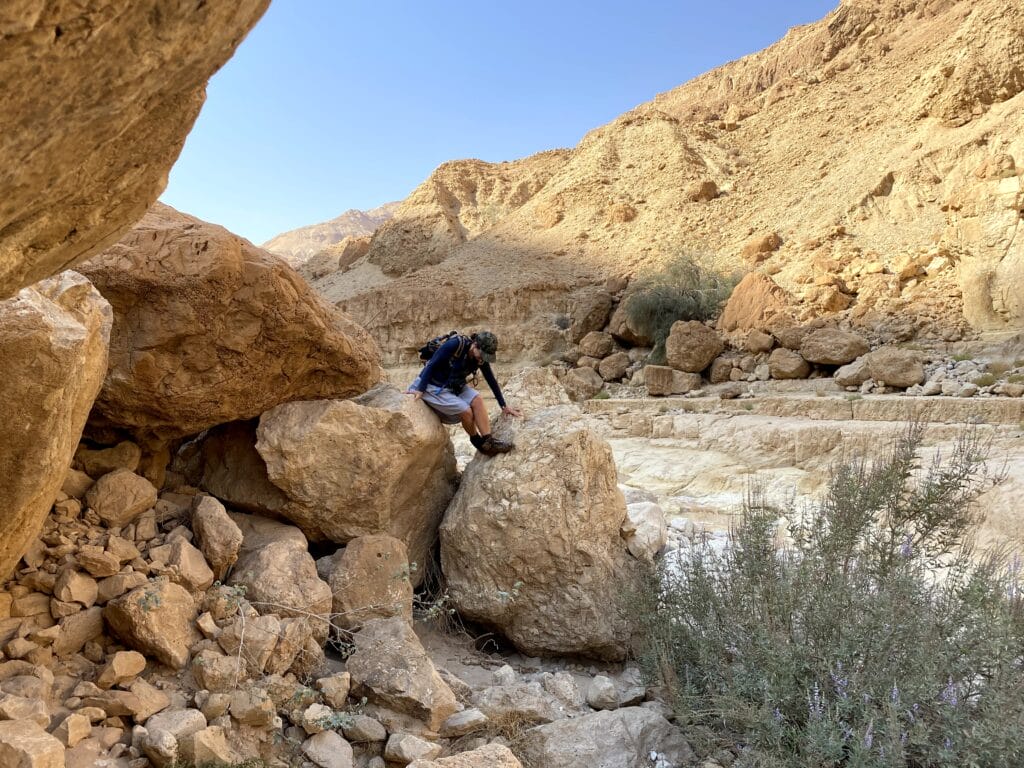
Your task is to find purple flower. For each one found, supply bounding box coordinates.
[808,682,824,719]
[941,678,959,708]
[863,721,874,750]
[890,684,900,704]
[773,707,783,723]
[900,534,913,557]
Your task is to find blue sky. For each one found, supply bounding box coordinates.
[161,0,838,245]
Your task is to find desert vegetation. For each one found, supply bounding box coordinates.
[633,425,1024,767]
[620,254,740,363]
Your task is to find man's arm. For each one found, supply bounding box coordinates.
[479,363,507,409]
[416,336,460,391]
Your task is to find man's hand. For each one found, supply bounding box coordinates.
[405,389,424,401]
[501,405,522,418]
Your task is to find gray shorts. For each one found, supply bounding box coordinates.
[410,377,479,424]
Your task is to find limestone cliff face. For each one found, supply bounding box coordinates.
[0,1,269,299]
[308,0,1024,360]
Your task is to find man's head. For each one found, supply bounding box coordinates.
[472,331,498,363]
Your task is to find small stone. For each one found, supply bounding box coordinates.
[342,714,387,743]
[84,469,158,527]
[229,689,275,727]
[54,712,92,747]
[316,672,351,709]
[586,675,619,710]
[302,729,354,768]
[96,651,147,689]
[440,707,489,738]
[54,570,98,607]
[77,547,121,578]
[384,732,442,763]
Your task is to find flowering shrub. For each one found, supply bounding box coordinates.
[634,424,1024,766]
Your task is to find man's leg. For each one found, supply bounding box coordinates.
[459,407,478,436]
[470,394,490,436]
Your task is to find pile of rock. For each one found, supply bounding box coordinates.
[0,417,684,768]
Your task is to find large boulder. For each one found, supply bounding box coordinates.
[768,348,811,379]
[79,203,382,441]
[346,618,460,731]
[0,2,269,299]
[864,347,925,388]
[440,369,640,659]
[644,365,701,396]
[227,513,333,643]
[253,385,457,577]
[562,367,605,402]
[0,272,111,579]
[518,707,693,768]
[800,328,870,365]
[665,321,724,373]
[717,272,794,333]
[607,303,652,347]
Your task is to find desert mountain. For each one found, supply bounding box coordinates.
[263,202,401,264]
[309,0,1024,365]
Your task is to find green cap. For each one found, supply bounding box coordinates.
[475,331,498,363]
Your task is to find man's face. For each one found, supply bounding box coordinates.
[469,343,483,362]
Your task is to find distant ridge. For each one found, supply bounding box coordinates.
[262,201,400,264]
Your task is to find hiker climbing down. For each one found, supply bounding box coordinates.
[406,330,522,456]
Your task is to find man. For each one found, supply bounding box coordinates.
[407,330,521,455]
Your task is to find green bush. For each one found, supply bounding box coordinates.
[633,425,1023,767]
[622,255,739,363]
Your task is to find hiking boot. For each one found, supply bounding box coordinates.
[479,436,513,456]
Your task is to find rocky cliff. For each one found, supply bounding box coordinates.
[308,0,1024,363]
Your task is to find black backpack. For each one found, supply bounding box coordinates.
[418,331,470,362]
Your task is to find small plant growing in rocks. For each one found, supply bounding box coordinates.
[632,424,1024,767]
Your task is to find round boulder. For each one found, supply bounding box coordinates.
[665,321,724,373]
[768,348,811,380]
[864,347,925,388]
[800,328,869,365]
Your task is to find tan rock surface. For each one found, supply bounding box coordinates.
[254,385,457,575]
[190,495,243,582]
[665,321,724,373]
[0,272,111,580]
[227,513,332,643]
[865,347,926,388]
[0,719,64,768]
[79,203,382,441]
[83,469,157,527]
[440,369,640,659]
[800,328,870,365]
[329,535,414,631]
[518,707,693,768]
[346,617,459,731]
[0,1,269,299]
[104,579,199,669]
